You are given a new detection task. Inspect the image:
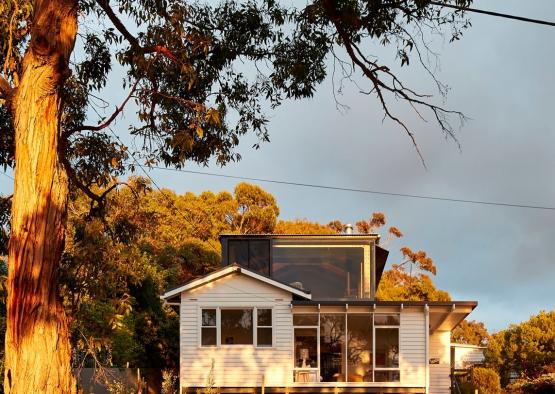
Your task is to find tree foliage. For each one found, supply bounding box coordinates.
[2,0,474,390]
[0,0,474,187]
[354,211,447,301]
[275,219,339,235]
[465,367,502,394]
[60,179,292,369]
[485,310,555,385]
[45,184,456,369]
[451,319,489,346]
[376,268,450,301]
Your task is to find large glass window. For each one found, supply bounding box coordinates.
[257,308,272,347]
[347,314,373,382]
[294,328,318,368]
[293,314,319,326]
[292,312,400,383]
[201,309,217,346]
[320,314,346,382]
[221,309,253,345]
[374,314,400,326]
[375,370,400,382]
[228,239,270,276]
[249,240,271,275]
[228,240,248,267]
[272,243,364,299]
[375,328,399,368]
[202,308,272,347]
[375,314,400,382]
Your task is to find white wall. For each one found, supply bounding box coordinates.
[179,273,294,389]
[429,330,451,394]
[177,274,438,391]
[400,311,427,387]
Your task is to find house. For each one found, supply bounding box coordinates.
[450,343,486,370]
[161,233,478,394]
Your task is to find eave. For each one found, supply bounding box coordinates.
[291,300,478,333]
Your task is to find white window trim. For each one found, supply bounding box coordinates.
[199,308,217,347]
[255,307,274,347]
[292,325,320,373]
[291,312,401,384]
[198,306,274,348]
[373,316,401,381]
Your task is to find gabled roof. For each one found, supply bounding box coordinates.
[161,264,312,301]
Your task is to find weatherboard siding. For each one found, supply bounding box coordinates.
[400,311,427,387]
[429,330,451,394]
[179,273,294,389]
[177,273,437,390]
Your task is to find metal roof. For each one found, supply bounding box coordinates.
[291,300,478,307]
[219,233,380,238]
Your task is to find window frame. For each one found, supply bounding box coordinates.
[227,239,271,276]
[199,306,274,348]
[200,308,218,347]
[291,312,401,383]
[291,312,320,374]
[373,314,401,382]
[256,308,274,347]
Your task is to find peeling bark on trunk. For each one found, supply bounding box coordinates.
[4,0,77,393]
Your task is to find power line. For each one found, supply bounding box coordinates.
[107,129,220,253]
[141,165,555,211]
[87,100,221,251]
[430,1,555,27]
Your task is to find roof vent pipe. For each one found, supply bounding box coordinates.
[345,223,353,234]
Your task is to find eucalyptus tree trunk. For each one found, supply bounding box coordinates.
[4,0,77,392]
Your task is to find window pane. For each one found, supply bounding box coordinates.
[375,328,399,368]
[221,309,253,345]
[374,314,400,326]
[201,327,216,346]
[257,309,272,326]
[249,240,270,275]
[228,240,248,267]
[294,328,318,368]
[293,314,318,326]
[374,370,400,382]
[320,314,346,382]
[202,309,216,326]
[272,244,364,299]
[257,327,272,346]
[347,314,373,382]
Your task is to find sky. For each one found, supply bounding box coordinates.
[1,0,554,332]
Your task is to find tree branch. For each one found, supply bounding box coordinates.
[95,0,181,65]
[322,0,467,168]
[64,79,139,138]
[61,155,103,204]
[96,0,140,49]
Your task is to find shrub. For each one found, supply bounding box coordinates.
[470,367,502,394]
[506,373,555,394]
[161,369,178,394]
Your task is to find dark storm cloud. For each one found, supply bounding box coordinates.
[167,0,554,331]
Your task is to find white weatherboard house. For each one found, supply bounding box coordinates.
[162,234,478,394]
